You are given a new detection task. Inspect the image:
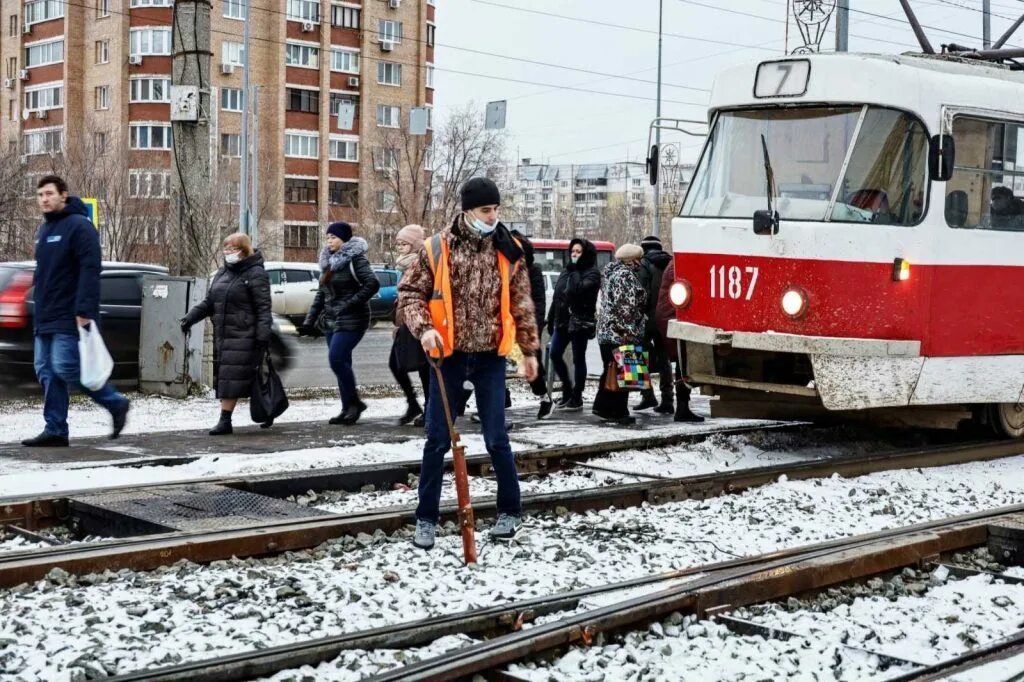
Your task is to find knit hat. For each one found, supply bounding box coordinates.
[460,177,501,211]
[640,234,662,252]
[326,221,353,241]
[615,244,644,262]
[396,224,426,251]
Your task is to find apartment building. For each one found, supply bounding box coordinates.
[0,0,435,262]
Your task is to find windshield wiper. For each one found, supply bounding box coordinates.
[754,134,780,235]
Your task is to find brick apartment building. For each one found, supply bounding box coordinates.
[0,0,435,263]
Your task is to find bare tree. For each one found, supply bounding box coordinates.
[0,154,33,261]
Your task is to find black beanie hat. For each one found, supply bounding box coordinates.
[640,234,662,252]
[327,221,353,241]
[460,177,501,211]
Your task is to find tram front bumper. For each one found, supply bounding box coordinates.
[667,321,921,358]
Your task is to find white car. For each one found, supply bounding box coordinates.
[264,261,321,325]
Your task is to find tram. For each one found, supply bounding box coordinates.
[660,51,1024,436]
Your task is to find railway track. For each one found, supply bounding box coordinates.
[0,435,1021,592]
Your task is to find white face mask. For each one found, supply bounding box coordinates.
[571,254,580,264]
[224,252,241,264]
[465,211,496,235]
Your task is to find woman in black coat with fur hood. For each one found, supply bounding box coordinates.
[182,233,273,435]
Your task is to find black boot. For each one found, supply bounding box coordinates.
[209,410,233,435]
[21,432,69,447]
[633,388,658,411]
[654,390,675,415]
[340,398,368,425]
[399,401,423,425]
[674,385,704,423]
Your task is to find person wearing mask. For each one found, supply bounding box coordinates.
[181,232,273,435]
[655,260,704,423]
[592,244,647,425]
[391,224,429,426]
[398,177,539,550]
[633,235,674,414]
[546,238,600,411]
[302,222,380,425]
[21,175,131,447]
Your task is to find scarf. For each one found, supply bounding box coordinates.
[396,252,418,273]
[319,236,368,273]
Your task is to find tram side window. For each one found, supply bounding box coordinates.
[946,117,1024,231]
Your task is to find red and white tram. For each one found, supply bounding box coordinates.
[663,52,1024,436]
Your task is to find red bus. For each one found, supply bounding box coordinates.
[530,239,616,274]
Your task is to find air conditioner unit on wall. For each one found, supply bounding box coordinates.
[347,76,359,87]
[380,39,394,52]
[388,0,401,8]
[221,63,235,75]
[3,79,12,90]
[34,110,47,119]
[20,154,28,165]
[301,21,316,32]
[18,69,29,81]
[128,55,143,66]
[22,23,31,35]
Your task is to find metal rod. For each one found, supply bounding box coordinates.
[239,0,251,234]
[898,0,935,54]
[983,0,991,48]
[836,0,849,52]
[959,47,1024,60]
[653,0,663,239]
[993,13,1024,49]
[250,85,260,247]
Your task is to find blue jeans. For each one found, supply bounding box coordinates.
[326,329,365,408]
[417,351,521,523]
[33,332,128,438]
[549,329,590,401]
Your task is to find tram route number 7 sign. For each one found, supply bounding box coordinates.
[754,60,811,99]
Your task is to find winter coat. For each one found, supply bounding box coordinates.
[547,238,601,335]
[32,197,101,335]
[636,247,672,337]
[304,242,379,334]
[183,250,273,399]
[656,260,679,363]
[597,260,647,347]
[398,216,540,356]
[514,232,547,336]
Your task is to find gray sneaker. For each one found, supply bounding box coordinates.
[489,513,523,540]
[413,518,436,550]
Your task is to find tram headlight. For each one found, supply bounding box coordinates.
[781,287,808,318]
[669,280,691,309]
[892,257,911,282]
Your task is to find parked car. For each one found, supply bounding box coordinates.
[0,261,295,387]
[370,268,400,325]
[263,261,320,326]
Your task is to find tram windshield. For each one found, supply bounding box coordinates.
[681,106,928,226]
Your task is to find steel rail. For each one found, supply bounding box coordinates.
[888,629,1024,681]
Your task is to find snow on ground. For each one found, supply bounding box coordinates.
[5,457,1024,679]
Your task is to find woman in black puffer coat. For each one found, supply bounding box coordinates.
[182,233,273,435]
[302,222,380,425]
[546,238,601,410]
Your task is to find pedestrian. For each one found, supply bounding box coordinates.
[21,175,131,447]
[633,235,674,414]
[181,232,273,435]
[391,223,429,427]
[592,244,647,425]
[398,177,539,550]
[547,238,601,411]
[302,222,380,425]
[656,260,704,423]
[511,231,552,419]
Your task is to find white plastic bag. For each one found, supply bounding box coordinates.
[78,323,114,391]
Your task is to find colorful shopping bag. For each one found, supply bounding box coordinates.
[613,344,651,391]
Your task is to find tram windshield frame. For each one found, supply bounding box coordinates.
[681,105,930,227]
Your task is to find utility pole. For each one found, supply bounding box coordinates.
[250,85,260,247]
[652,0,663,239]
[171,0,212,276]
[239,0,252,235]
[836,0,849,52]
[983,0,992,48]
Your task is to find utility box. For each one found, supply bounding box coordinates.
[139,276,207,397]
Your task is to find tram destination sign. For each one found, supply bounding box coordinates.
[754,59,810,99]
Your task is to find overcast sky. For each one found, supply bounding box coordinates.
[432,0,1024,166]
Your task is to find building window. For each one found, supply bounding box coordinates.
[130,124,172,150]
[285,224,319,248]
[426,64,434,89]
[223,0,246,20]
[220,133,241,158]
[130,0,172,6]
[285,43,319,68]
[95,40,109,65]
[23,128,62,155]
[8,15,16,37]
[287,88,319,114]
[376,104,399,128]
[330,49,359,74]
[330,93,359,116]
[94,132,107,155]
[376,190,396,212]
[284,132,318,158]
[24,85,62,111]
[332,6,359,29]
[129,170,171,198]
[25,40,64,68]
[130,29,172,57]
[377,62,401,86]
[130,78,170,103]
[24,0,65,25]
[94,86,109,110]
[287,0,319,22]
[97,0,110,18]
[329,181,358,206]
[378,19,403,44]
[220,87,242,112]
[222,41,245,67]
[426,23,436,47]
[374,147,399,171]
[329,137,358,162]
[6,57,15,79]
[284,178,318,203]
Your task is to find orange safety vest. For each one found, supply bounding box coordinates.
[424,233,519,358]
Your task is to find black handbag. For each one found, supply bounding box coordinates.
[393,324,427,372]
[568,314,596,338]
[250,350,289,423]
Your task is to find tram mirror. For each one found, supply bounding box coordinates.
[647,145,659,186]
[945,190,968,227]
[929,135,955,182]
[753,209,779,235]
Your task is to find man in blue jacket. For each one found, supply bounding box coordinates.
[21,175,130,447]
